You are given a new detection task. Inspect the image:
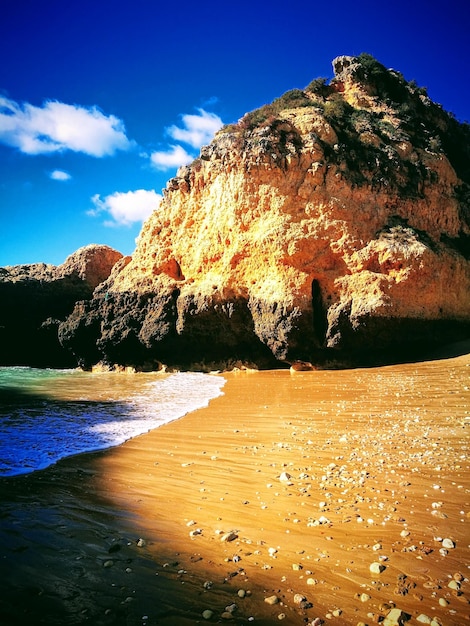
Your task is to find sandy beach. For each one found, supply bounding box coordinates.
[1,351,469,626]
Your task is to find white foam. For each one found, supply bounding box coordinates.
[0,371,225,477]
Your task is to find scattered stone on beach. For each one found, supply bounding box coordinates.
[220,531,238,542]
[293,593,306,604]
[136,538,146,547]
[383,608,407,625]
[279,471,293,484]
[103,560,114,568]
[189,528,203,537]
[442,537,455,549]
[108,542,121,553]
[370,562,386,574]
[265,595,279,605]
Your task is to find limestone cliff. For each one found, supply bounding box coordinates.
[60,54,470,369]
[0,244,122,367]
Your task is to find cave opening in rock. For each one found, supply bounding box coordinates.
[311,278,327,347]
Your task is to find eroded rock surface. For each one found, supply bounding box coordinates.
[59,55,470,368]
[0,245,122,366]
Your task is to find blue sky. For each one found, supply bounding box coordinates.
[1,0,469,266]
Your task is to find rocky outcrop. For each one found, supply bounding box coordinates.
[60,54,470,369]
[0,245,123,366]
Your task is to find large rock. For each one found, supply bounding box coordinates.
[60,54,470,369]
[0,245,122,366]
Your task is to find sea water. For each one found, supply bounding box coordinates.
[0,367,225,477]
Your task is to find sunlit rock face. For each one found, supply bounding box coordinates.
[61,55,470,369]
[0,245,122,367]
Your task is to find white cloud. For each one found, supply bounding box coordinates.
[89,189,162,227]
[167,108,223,148]
[150,144,194,171]
[0,96,133,156]
[49,169,71,181]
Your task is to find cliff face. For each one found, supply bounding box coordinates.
[60,55,470,368]
[0,245,122,367]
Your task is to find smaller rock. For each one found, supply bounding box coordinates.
[416,615,431,624]
[294,594,306,604]
[442,538,455,549]
[265,595,279,605]
[448,579,460,590]
[279,472,293,484]
[370,562,386,574]
[202,610,214,620]
[220,531,238,542]
[383,608,407,626]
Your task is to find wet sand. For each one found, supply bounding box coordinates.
[1,351,469,625]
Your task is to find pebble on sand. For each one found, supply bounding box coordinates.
[202,609,214,620]
[220,531,238,542]
[370,562,386,574]
[383,608,407,626]
[265,595,279,605]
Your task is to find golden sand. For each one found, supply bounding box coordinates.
[1,351,469,625]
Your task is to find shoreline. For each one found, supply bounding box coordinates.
[0,353,469,625]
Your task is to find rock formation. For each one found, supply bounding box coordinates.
[0,245,122,367]
[59,55,470,368]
